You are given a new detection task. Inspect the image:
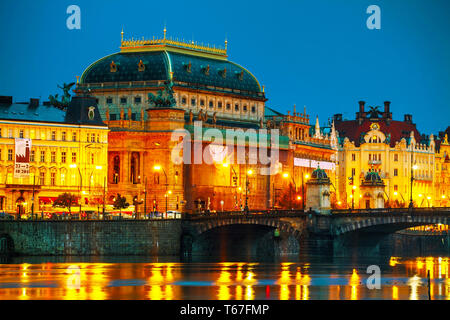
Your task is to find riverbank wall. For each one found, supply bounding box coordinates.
[0,220,182,256]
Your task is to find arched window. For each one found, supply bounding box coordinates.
[130,152,140,184]
[113,155,120,184]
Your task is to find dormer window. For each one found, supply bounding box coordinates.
[110,61,117,73]
[138,60,145,72]
[220,68,227,78]
[184,61,192,73]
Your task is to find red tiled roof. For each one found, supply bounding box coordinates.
[335,119,421,147]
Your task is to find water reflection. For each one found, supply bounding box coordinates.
[0,256,449,300]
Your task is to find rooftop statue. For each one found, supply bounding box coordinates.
[148,79,176,108]
[368,106,382,118]
[48,82,75,110]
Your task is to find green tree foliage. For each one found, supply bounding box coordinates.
[53,193,78,213]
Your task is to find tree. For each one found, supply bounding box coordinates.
[113,193,129,219]
[53,193,78,217]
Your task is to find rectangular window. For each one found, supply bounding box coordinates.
[40,151,45,162]
[394,185,398,191]
[120,97,127,104]
[217,101,222,109]
[110,114,117,120]
[131,113,136,121]
[8,129,13,138]
[352,154,356,161]
[61,132,66,141]
[51,151,56,163]
[191,98,196,106]
[0,128,2,137]
[243,105,247,112]
[50,172,56,186]
[40,172,45,185]
[72,132,77,142]
[394,168,398,177]
[61,173,65,186]
[8,149,13,161]
[394,154,398,162]
[200,99,205,107]
[19,129,24,138]
[91,153,95,164]
[72,152,77,163]
[134,97,141,104]
[51,131,56,141]
[106,98,113,104]
[61,152,66,163]
[30,150,35,162]
[0,149,2,161]
[251,106,256,113]
[181,97,187,105]
[226,103,231,110]
[235,104,239,111]
[91,134,95,143]
[209,101,214,108]
[351,168,355,176]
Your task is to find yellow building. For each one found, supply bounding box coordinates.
[334,101,437,208]
[435,129,450,207]
[0,95,108,215]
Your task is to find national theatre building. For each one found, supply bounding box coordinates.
[73,29,337,214]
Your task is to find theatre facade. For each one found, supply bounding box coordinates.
[74,30,337,213]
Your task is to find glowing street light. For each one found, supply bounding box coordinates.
[153,165,168,218]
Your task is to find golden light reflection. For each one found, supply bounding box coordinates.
[408,275,421,300]
[235,285,243,300]
[245,285,254,300]
[350,269,360,300]
[392,286,399,300]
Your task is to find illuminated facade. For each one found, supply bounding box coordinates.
[0,96,108,214]
[435,129,450,206]
[334,101,437,208]
[74,30,337,213]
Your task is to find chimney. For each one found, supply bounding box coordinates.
[0,96,13,105]
[404,114,412,124]
[358,101,365,114]
[384,101,390,113]
[29,98,39,108]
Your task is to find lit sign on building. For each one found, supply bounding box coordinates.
[14,138,32,178]
[294,157,335,170]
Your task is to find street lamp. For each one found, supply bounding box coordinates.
[244,169,253,214]
[153,165,168,218]
[70,163,82,218]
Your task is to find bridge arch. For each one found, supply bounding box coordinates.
[333,215,449,236]
[181,216,305,257]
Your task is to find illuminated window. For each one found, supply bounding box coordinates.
[352,154,356,161]
[61,132,66,141]
[394,168,398,177]
[50,172,56,186]
[0,149,2,161]
[61,152,66,163]
[394,154,398,161]
[72,152,77,163]
[19,129,24,138]
[351,168,355,176]
[72,132,77,142]
[30,150,35,162]
[61,173,66,186]
[40,151,45,162]
[51,151,56,163]
[8,149,12,161]
[51,131,56,141]
[40,172,45,185]
[394,185,398,191]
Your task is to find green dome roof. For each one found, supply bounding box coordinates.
[311,167,329,180]
[80,51,262,96]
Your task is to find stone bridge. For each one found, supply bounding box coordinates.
[181,208,450,257]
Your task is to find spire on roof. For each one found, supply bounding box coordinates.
[314,116,322,139]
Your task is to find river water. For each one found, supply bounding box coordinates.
[0,254,448,300]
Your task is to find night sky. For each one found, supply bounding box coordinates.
[1,0,449,135]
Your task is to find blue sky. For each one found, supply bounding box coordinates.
[1,0,449,134]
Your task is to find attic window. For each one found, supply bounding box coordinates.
[184,62,192,73]
[138,60,145,72]
[237,70,244,80]
[110,61,117,73]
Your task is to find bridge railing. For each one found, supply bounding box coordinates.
[331,207,450,216]
[184,209,306,220]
